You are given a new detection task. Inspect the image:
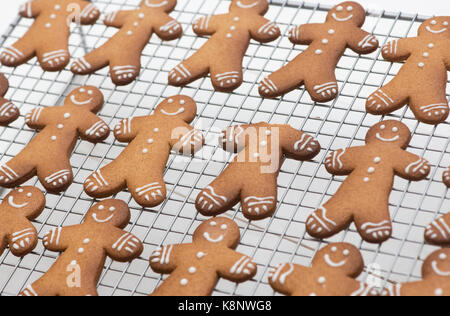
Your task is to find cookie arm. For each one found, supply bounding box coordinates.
[19,1,42,18]
[347,29,379,54]
[78,113,110,143]
[103,10,133,28]
[24,107,52,130]
[149,244,184,273]
[394,151,430,181]
[282,128,321,161]
[289,23,321,45]
[8,219,38,257]
[381,38,416,62]
[217,250,257,282]
[249,17,281,43]
[192,14,225,35]
[113,116,145,142]
[170,124,205,156]
[105,230,144,262]
[154,15,183,41]
[42,226,74,252]
[324,147,363,175]
[74,0,101,25]
[220,124,253,153]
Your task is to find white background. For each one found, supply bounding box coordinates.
[1,0,450,35]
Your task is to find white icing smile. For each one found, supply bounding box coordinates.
[161,108,185,116]
[332,13,353,22]
[92,213,114,223]
[8,196,29,208]
[203,232,224,243]
[70,95,93,105]
[324,254,347,267]
[426,26,447,34]
[145,0,168,8]
[431,261,450,277]
[237,1,259,9]
[376,133,400,142]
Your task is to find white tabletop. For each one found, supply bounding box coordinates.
[0,0,449,38]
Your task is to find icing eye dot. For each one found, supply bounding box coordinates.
[347,6,353,11]
[380,125,386,130]
[392,127,399,132]
[336,6,343,11]
[18,189,24,193]
[343,249,350,256]
[439,253,447,260]
[444,21,449,26]
[331,247,337,252]
[109,207,115,212]
[180,99,185,105]
[168,99,174,104]
[98,205,105,210]
[27,193,32,197]
[87,90,93,95]
[79,88,86,93]
[431,20,437,25]
[210,221,217,226]
[221,224,228,230]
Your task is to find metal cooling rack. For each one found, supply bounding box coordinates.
[0,0,448,296]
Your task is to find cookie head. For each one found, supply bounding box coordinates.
[422,248,450,279]
[365,120,411,149]
[86,199,130,229]
[142,0,177,12]
[193,217,240,249]
[312,243,364,278]
[5,186,45,218]
[230,0,269,15]
[419,17,450,38]
[155,95,197,123]
[327,2,366,26]
[65,86,104,112]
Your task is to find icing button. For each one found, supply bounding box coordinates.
[322,39,329,44]
[234,17,240,22]
[188,267,196,274]
[51,136,57,141]
[154,128,159,133]
[368,167,375,174]
[318,277,326,285]
[139,13,145,19]
[428,43,434,48]
[45,23,51,28]
[197,252,206,259]
[364,177,370,183]
[328,29,335,34]
[315,49,323,55]
[180,279,188,286]
[418,62,425,68]
[78,248,84,254]
[435,288,443,296]
[64,113,71,119]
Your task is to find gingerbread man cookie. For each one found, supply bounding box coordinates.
[169,0,280,92]
[149,217,257,296]
[381,248,450,296]
[367,17,450,125]
[71,0,182,86]
[1,0,100,71]
[0,86,109,193]
[84,95,204,208]
[0,187,45,258]
[19,199,143,296]
[307,120,430,243]
[259,1,378,101]
[425,213,450,246]
[195,123,320,220]
[443,167,450,188]
[269,243,379,296]
[0,73,20,126]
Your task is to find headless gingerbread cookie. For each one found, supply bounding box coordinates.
[149,217,257,296]
[1,0,100,71]
[0,86,109,193]
[0,187,45,258]
[269,243,378,296]
[425,213,450,245]
[367,17,450,125]
[169,0,280,92]
[381,249,450,296]
[307,120,430,243]
[195,122,320,220]
[72,0,182,86]
[84,95,204,208]
[259,1,378,101]
[443,167,450,188]
[0,73,20,126]
[20,199,143,297]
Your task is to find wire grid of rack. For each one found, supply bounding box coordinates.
[0,0,448,296]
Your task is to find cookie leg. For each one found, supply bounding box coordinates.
[304,74,338,103]
[0,155,35,188]
[241,176,277,220]
[71,46,110,76]
[409,91,449,125]
[84,163,126,198]
[195,169,241,217]
[306,199,352,239]
[109,57,141,86]
[425,214,450,245]
[36,45,70,72]
[209,54,243,92]
[259,61,305,98]
[0,34,36,67]
[366,79,408,115]
[19,280,56,297]
[443,167,450,188]
[0,98,19,126]
[168,51,209,87]
[354,207,392,243]
[128,174,167,208]
[38,163,73,193]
